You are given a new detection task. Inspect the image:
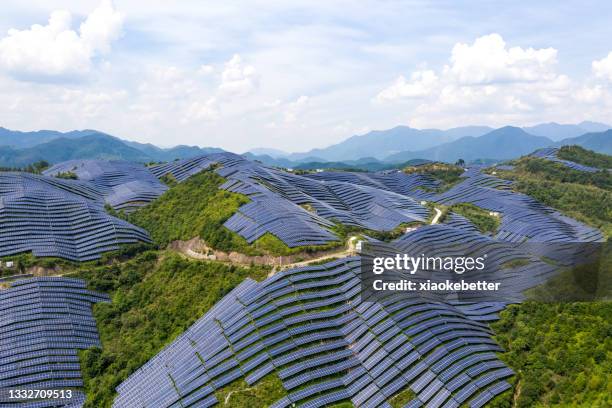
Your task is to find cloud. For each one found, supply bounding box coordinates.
[446,33,558,84]
[375,70,438,102]
[218,54,258,96]
[198,64,214,75]
[373,33,583,127]
[592,52,612,82]
[0,0,123,80]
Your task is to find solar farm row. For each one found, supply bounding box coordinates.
[529,148,602,172]
[0,173,151,261]
[113,254,515,408]
[152,153,432,247]
[0,277,109,407]
[44,160,168,213]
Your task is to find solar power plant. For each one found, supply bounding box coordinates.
[0,172,151,261]
[0,277,110,407]
[44,160,168,213]
[151,153,431,247]
[112,254,521,408]
[529,148,602,172]
[433,172,603,243]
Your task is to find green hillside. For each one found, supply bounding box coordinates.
[556,145,612,169]
[71,252,271,408]
[496,155,611,237]
[127,170,340,256]
[489,149,611,407]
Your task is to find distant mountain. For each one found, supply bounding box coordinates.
[555,130,612,154]
[247,148,289,158]
[0,133,152,167]
[0,127,223,166]
[286,125,493,162]
[124,140,223,162]
[0,127,98,148]
[522,121,611,141]
[385,127,554,163]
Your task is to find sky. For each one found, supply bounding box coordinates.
[0,1,612,153]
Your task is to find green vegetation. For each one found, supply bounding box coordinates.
[497,157,611,237]
[492,302,612,408]
[557,145,612,169]
[331,220,423,242]
[70,251,270,408]
[213,374,286,407]
[404,162,464,192]
[128,170,341,256]
[55,170,78,179]
[128,170,251,250]
[0,160,50,174]
[389,387,416,408]
[450,203,500,234]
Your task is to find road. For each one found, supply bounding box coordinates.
[431,207,443,224]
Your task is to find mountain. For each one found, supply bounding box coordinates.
[555,130,612,154]
[0,127,224,166]
[124,140,223,162]
[385,126,554,163]
[247,148,289,158]
[0,133,152,167]
[286,125,493,162]
[523,121,611,141]
[0,127,98,148]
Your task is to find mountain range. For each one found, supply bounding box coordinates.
[0,121,610,168]
[0,128,223,167]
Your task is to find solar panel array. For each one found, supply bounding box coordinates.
[0,172,151,261]
[529,148,601,172]
[113,256,515,408]
[433,172,603,243]
[0,277,109,408]
[44,160,168,213]
[151,153,431,247]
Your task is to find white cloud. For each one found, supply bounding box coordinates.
[283,95,309,123]
[198,64,214,75]
[0,0,123,80]
[218,54,258,96]
[184,97,219,122]
[375,70,438,102]
[446,33,558,84]
[374,33,582,126]
[592,52,612,82]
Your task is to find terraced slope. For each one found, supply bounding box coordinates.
[0,277,109,407]
[0,173,151,261]
[151,153,430,247]
[44,160,168,213]
[113,256,514,408]
[529,147,602,172]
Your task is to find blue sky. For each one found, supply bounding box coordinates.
[0,1,611,152]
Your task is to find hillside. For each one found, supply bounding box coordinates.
[0,127,223,166]
[385,126,554,163]
[554,130,612,155]
[0,134,151,166]
[0,127,94,148]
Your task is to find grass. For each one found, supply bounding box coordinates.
[213,374,286,407]
[389,387,416,407]
[556,145,612,169]
[450,202,500,234]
